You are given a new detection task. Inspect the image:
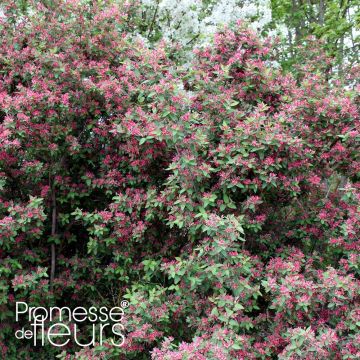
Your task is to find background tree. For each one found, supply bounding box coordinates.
[270,0,360,74]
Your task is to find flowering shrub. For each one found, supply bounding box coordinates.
[0,1,359,359]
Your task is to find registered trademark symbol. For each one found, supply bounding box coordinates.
[121,300,129,308]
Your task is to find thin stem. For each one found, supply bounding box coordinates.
[50,186,56,290]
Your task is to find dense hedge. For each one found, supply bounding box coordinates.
[0,1,359,359]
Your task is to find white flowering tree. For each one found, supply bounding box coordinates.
[139,0,272,45]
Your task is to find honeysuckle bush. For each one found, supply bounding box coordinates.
[0,1,359,359]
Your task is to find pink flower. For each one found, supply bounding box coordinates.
[309,175,321,185]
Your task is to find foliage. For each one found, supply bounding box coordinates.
[270,0,360,73]
[0,1,359,359]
